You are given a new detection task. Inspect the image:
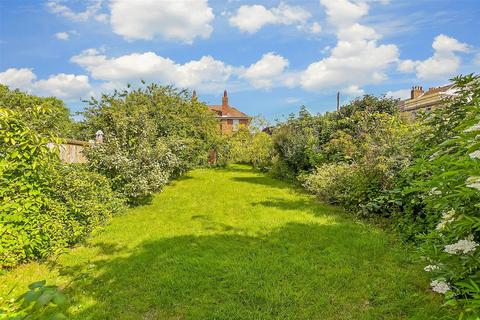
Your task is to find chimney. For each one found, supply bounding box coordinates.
[410,86,424,99]
[95,130,104,144]
[192,90,197,101]
[222,90,228,116]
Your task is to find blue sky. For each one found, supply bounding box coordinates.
[0,0,479,121]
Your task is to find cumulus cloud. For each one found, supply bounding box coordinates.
[0,68,91,100]
[386,89,411,100]
[0,68,36,91]
[47,0,104,22]
[300,0,399,92]
[229,3,312,33]
[398,34,469,80]
[343,85,365,96]
[109,0,214,42]
[34,74,92,99]
[55,32,70,40]
[71,48,232,92]
[239,52,289,88]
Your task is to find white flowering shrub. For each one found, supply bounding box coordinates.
[396,74,480,316]
[79,84,221,204]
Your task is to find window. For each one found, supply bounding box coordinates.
[232,119,239,131]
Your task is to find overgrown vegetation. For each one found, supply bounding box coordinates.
[268,74,480,317]
[220,118,273,171]
[0,104,124,268]
[0,83,220,269]
[79,85,221,204]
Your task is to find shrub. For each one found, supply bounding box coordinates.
[84,137,177,204]
[0,107,124,268]
[0,84,74,137]
[298,107,415,216]
[395,74,480,316]
[78,84,221,204]
[223,119,273,171]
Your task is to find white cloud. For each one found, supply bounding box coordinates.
[55,32,70,41]
[47,0,104,22]
[239,52,289,88]
[397,59,417,73]
[398,34,469,80]
[321,0,368,27]
[300,0,399,92]
[34,74,92,99]
[71,49,232,92]
[309,22,322,34]
[0,68,36,91]
[229,3,311,33]
[386,89,411,100]
[109,0,214,42]
[343,85,365,96]
[0,68,91,100]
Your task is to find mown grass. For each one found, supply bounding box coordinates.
[0,165,453,319]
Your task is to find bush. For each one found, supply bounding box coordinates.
[293,101,415,217]
[223,119,273,171]
[78,84,221,204]
[0,107,124,268]
[0,84,74,137]
[395,74,480,316]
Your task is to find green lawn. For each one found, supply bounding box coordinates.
[0,165,452,319]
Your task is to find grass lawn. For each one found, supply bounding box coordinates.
[0,165,453,319]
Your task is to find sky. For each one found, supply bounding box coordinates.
[0,0,479,122]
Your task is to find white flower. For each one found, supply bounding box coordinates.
[469,150,480,159]
[444,239,479,254]
[430,279,450,294]
[466,176,480,191]
[424,265,439,272]
[429,187,442,196]
[435,209,456,231]
[464,123,480,132]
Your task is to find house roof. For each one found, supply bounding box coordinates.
[207,105,250,119]
[420,84,455,98]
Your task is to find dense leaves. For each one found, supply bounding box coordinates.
[0,85,74,137]
[78,84,221,204]
[395,74,480,317]
[0,107,124,268]
[221,118,273,171]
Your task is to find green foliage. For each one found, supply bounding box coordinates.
[0,107,124,268]
[223,118,273,170]
[0,85,74,137]
[275,96,414,216]
[79,84,220,203]
[394,74,480,316]
[0,281,66,320]
[0,107,60,267]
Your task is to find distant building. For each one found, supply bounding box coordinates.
[193,90,250,134]
[399,84,456,117]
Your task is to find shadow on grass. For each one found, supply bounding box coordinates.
[230,176,293,190]
[253,197,345,217]
[65,222,447,320]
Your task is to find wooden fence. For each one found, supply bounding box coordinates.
[48,131,103,164]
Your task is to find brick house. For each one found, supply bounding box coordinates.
[399,84,456,118]
[195,90,250,134]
